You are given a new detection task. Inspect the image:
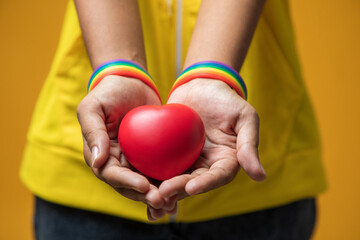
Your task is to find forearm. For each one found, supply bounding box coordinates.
[74,0,146,69]
[184,0,265,71]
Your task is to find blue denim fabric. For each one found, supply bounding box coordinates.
[34,197,316,240]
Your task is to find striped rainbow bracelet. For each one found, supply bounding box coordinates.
[169,61,247,100]
[87,59,161,100]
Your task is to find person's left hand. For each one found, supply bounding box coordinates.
[147,78,267,220]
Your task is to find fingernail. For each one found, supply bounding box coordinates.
[91,146,99,167]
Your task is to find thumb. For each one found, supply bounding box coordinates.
[77,98,110,168]
[235,107,266,181]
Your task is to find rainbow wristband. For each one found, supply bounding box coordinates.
[169,61,247,100]
[87,59,161,100]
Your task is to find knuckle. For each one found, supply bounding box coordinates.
[83,127,104,143]
[83,128,96,141]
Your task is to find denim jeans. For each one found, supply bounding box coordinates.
[34,197,316,240]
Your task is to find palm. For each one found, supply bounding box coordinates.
[186,96,240,186]
[160,78,265,199]
[78,75,164,206]
[97,77,160,168]
[192,129,238,178]
[92,76,161,139]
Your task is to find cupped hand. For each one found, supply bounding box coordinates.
[152,78,266,220]
[77,75,176,218]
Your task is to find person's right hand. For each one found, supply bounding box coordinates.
[77,75,174,216]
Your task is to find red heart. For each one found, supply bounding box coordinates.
[118,104,205,181]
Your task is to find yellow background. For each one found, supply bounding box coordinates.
[0,0,359,239]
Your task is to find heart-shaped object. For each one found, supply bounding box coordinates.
[118,103,205,181]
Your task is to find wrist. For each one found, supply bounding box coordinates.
[169,61,247,100]
[88,75,161,109]
[87,59,161,101]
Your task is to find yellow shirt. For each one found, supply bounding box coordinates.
[20,0,326,223]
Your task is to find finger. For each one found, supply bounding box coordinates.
[166,201,178,215]
[114,185,164,209]
[144,185,165,209]
[114,180,164,209]
[115,188,148,202]
[159,174,194,198]
[159,166,208,199]
[77,97,110,168]
[235,106,266,181]
[96,153,149,192]
[147,206,166,221]
[101,165,151,193]
[96,152,164,208]
[185,159,239,195]
[147,207,155,221]
[163,195,177,212]
[82,136,92,167]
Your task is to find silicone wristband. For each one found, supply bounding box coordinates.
[169,61,247,100]
[87,59,161,100]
